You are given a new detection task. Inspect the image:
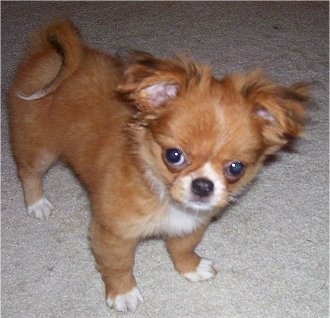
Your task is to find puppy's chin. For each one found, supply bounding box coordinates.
[177,199,222,213]
[170,191,228,215]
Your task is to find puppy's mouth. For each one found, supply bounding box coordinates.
[184,197,217,212]
[167,162,227,212]
[185,199,215,212]
[178,176,224,212]
[186,177,216,210]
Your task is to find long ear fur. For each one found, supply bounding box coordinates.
[116,50,181,111]
[116,50,211,113]
[235,71,309,152]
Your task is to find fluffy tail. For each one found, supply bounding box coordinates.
[16,19,83,100]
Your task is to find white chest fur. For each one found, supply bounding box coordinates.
[127,169,212,239]
[129,202,211,239]
[159,203,207,236]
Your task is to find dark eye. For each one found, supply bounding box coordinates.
[165,148,186,167]
[225,161,245,181]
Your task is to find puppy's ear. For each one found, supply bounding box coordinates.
[116,49,181,112]
[241,71,309,153]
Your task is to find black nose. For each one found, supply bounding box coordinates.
[191,178,214,197]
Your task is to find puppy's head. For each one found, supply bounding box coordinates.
[117,50,308,213]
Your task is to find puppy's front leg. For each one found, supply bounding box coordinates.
[165,225,217,282]
[89,221,143,313]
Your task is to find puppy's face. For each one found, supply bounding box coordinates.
[117,51,308,212]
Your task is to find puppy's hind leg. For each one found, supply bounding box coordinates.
[17,151,56,220]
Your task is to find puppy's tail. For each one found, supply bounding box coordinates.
[16,19,84,101]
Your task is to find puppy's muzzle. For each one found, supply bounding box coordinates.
[191,178,214,198]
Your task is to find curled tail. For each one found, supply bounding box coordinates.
[16,19,84,100]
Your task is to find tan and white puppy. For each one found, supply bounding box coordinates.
[8,20,308,312]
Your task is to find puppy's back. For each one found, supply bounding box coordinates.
[8,19,128,188]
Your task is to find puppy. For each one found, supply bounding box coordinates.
[8,20,308,312]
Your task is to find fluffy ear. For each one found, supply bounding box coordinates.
[116,49,182,112]
[115,48,155,68]
[241,71,309,152]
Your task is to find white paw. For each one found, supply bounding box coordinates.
[106,287,143,313]
[27,197,54,220]
[183,258,217,282]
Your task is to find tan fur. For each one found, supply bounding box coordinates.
[8,20,309,312]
